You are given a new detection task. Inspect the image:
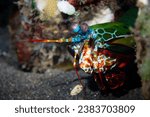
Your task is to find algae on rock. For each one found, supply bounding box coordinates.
[135,6,150,99]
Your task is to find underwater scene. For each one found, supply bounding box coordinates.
[0,0,150,100]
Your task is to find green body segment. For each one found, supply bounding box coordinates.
[90,22,131,42]
[90,22,135,53]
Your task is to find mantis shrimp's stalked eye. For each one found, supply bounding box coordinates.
[80,23,89,33]
[71,22,81,33]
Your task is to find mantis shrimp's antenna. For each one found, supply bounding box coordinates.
[28,38,65,43]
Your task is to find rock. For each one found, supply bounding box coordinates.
[134,6,150,99]
[87,7,114,25]
[142,80,150,99]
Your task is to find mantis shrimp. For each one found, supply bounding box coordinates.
[29,21,136,93]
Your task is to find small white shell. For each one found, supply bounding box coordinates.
[57,1,76,15]
[70,84,83,96]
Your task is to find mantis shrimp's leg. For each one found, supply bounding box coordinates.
[93,73,108,95]
[73,53,78,67]
[98,71,107,90]
[93,72,109,95]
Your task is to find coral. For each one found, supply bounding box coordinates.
[35,0,58,20]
